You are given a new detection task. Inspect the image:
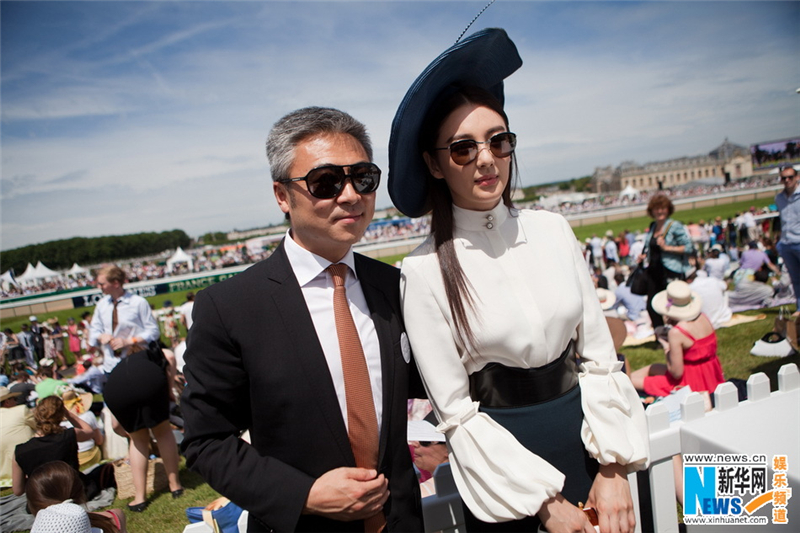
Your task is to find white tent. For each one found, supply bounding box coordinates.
[619,185,640,199]
[15,263,38,284]
[66,263,89,276]
[34,261,61,280]
[166,247,194,271]
[0,270,19,288]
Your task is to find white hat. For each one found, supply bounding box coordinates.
[31,501,97,533]
[29,315,38,322]
[651,280,704,322]
[596,288,617,310]
[0,386,21,403]
[407,420,446,443]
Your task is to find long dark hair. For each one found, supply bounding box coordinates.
[419,86,518,348]
[26,461,119,533]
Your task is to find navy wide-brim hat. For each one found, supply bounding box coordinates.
[388,28,523,218]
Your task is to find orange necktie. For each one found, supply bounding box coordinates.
[111,300,119,332]
[327,263,385,533]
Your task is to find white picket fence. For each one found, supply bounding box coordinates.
[640,362,798,533]
[422,362,800,533]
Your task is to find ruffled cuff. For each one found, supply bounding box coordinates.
[438,400,565,522]
[579,361,650,472]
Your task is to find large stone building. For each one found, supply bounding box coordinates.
[592,139,752,193]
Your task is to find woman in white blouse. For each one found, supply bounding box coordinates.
[388,29,649,533]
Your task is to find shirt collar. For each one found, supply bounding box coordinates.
[781,186,800,200]
[283,229,357,287]
[452,202,526,244]
[106,290,132,304]
[453,202,510,232]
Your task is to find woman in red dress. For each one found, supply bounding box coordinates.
[630,280,725,396]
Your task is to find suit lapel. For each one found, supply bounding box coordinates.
[266,243,355,464]
[355,255,396,467]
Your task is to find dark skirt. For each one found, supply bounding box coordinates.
[463,385,599,532]
[104,350,170,433]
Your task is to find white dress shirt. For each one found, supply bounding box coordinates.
[283,231,383,432]
[401,204,649,522]
[88,290,161,373]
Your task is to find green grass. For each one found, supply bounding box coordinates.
[4,307,793,532]
[621,307,800,390]
[3,200,797,531]
[570,197,774,241]
[113,458,222,533]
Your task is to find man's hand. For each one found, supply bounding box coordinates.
[98,333,113,345]
[109,337,139,351]
[303,467,389,521]
[586,463,636,533]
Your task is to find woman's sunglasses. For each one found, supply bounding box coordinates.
[277,162,381,199]
[434,132,517,166]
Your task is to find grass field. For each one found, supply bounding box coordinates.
[2,198,797,532]
[570,197,774,242]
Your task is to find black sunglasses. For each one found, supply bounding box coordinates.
[434,132,517,166]
[277,162,381,199]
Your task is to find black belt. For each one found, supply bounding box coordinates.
[468,340,578,408]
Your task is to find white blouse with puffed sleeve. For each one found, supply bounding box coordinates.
[400,203,649,522]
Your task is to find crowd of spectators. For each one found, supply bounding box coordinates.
[1,176,779,300]
[533,175,778,217]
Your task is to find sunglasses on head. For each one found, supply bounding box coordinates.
[277,162,381,199]
[434,132,517,166]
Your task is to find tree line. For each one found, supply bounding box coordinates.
[1,229,191,275]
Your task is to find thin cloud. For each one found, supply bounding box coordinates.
[2,1,797,251]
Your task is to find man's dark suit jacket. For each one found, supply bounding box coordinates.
[181,241,423,532]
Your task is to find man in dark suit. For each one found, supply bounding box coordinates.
[181,107,423,533]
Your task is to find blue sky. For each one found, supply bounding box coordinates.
[2,1,798,252]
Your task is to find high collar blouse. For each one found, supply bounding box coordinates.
[400,203,649,522]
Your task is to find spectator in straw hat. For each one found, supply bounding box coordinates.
[62,390,104,470]
[0,385,35,480]
[630,281,725,397]
[596,288,617,317]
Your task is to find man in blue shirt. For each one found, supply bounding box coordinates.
[613,273,647,322]
[775,164,800,311]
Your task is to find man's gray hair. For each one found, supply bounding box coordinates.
[266,107,373,182]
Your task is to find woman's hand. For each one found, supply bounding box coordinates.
[586,463,636,533]
[65,407,96,442]
[655,235,666,249]
[539,493,595,533]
